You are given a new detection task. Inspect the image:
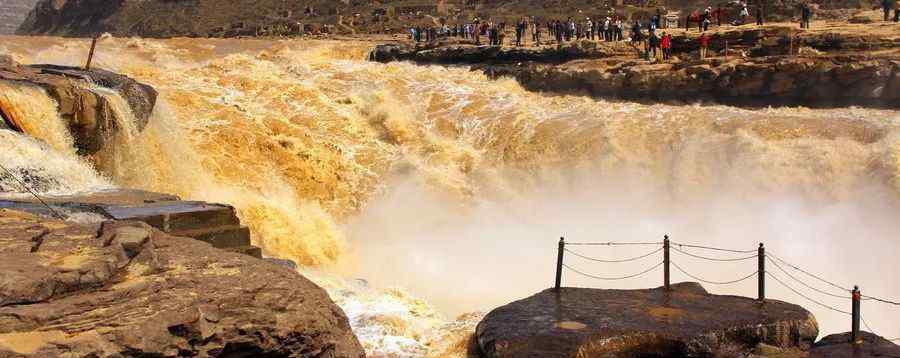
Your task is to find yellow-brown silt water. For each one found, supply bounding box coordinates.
[2,35,900,356]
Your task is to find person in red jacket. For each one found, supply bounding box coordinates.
[699,32,710,59]
[661,32,672,60]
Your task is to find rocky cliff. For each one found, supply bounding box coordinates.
[482,55,900,108]
[371,22,900,108]
[15,0,881,38]
[475,283,819,357]
[0,209,365,357]
[0,0,39,35]
[0,55,157,155]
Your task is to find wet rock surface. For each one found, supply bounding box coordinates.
[475,283,818,358]
[0,57,157,154]
[0,208,364,357]
[810,331,900,357]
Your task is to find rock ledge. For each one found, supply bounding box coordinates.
[475,282,818,358]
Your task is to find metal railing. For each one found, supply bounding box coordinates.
[553,235,900,344]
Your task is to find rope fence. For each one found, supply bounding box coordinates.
[564,246,662,263]
[552,235,900,345]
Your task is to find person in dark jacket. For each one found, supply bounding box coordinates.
[883,0,896,21]
[756,4,764,25]
[800,3,812,28]
[648,31,660,60]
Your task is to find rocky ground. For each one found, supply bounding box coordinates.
[0,0,38,35]
[475,283,819,357]
[371,19,900,108]
[0,55,157,155]
[474,283,900,358]
[0,208,365,357]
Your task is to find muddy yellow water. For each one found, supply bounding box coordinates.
[2,35,899,355]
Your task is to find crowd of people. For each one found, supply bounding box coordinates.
[409,16,635,47]
[406,1,898,62]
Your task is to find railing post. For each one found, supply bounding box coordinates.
[555,237,565,292]
[758,243,765,302]
[85,36,99,70]
[852,285,861,343]
[664,235,670,290]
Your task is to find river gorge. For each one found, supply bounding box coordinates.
[2,35,900,356]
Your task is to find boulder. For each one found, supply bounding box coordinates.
[475,283,818,358]
[0,58,157,154]
[0,209,364,357]
[810,331,900,358]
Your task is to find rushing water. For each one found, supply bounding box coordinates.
[2,35,900,355]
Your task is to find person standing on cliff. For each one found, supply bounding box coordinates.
[661,32,672,61]
[474,18,481,45]
[756,3,765,25]
[883,0,896,21]
[588,18,594,40]
[703,7,712,31]
[716,5,724,27]
[699,32,710,59]
[615,18,624,41]
[555,20,563,43]
[648,30,661,61]
[568,17,576,41]
[800,3,812,29]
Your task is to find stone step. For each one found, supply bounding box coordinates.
[102,201,240,233]
[170,225,250,249]
[225,245,263,259]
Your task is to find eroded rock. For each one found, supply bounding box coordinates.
[0,209,364,357]
[0,57,157,154]
[475,283,818,358]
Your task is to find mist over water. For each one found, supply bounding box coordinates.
[2,35,900,355]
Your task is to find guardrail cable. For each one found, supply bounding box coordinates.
[566,241,663,246]
[671,241,757,254]
[769,252,900,306]
[670,261,757,285]
[767,252,851,292]
[563,261,663,281]
[861,295,900,306]
[766,271,851,315]
[765,256,851,300]
[672,246,758,262]
[565,247,662,263]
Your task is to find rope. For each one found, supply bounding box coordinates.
[563,261,663,281]
[862,316,900,341]
[0,162,66,220]
[672,246,758,262]
[670,261,757,285]
[671,241,757,254]
[765,256,851,300]
[766,271,851,315]
[566,241,663,246]
[862,296,900,306]
[767,252,851,292]
[769,252,900,305]
[565,247,662,263]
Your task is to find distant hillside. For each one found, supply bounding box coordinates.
[16,0,873,38]
[0,0,39,34]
